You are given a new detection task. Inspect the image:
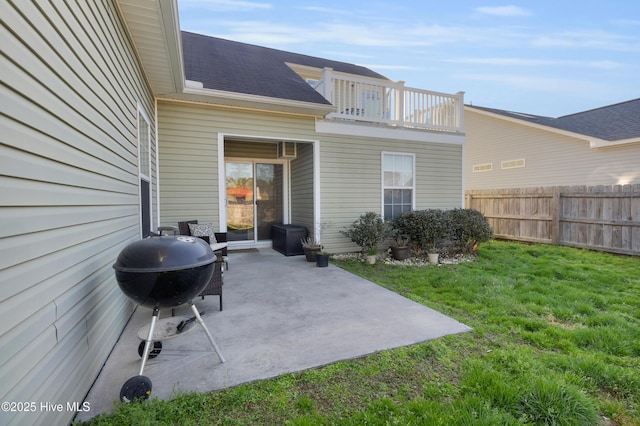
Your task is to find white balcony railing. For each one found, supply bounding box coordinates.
[314,67,464,133]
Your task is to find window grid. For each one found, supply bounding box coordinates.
[382,153,414,220]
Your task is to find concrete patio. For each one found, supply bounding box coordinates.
[77,248,471,422]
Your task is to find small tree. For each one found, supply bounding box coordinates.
[340,212,388,254]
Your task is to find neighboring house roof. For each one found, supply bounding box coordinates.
[467,98,640,142]
[181,31,389,105]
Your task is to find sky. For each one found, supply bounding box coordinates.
[177,0,640,117]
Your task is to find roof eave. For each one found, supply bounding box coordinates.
[466,105,640,148]
[590,137,640,149]
[115,0,184,96]
[165,87,337,117]
[466,105,593,143]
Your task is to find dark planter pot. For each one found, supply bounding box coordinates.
[316,253,330,267]
[391,246,410,260]
[303,246,321,262]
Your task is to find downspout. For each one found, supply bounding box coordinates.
[155,98,161,228]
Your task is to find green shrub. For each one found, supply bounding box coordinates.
[391,209,449,253]
[391,208,492,254]
[340,212,388,253]
[446,208,493,254]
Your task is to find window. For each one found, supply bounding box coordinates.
[501,159,525,169]
[138,106,152,238]
[383,153,415,220]
[473,163,493,172]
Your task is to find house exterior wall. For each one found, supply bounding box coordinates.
[465,109,640,190]
[158,101,463,252]
[1,1,155,424]
[318,132,463,252]
[290,143,316,238]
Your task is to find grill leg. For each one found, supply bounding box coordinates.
[138,307,160,375]
[189,302,225,363]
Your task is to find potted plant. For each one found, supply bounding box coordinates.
[365,247,378,265]
[390,234,411,260]
[301,236,322,262]
[315,251,330,267]
[422,209,448,264]
[340,212,388,265]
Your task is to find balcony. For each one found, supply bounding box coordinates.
[314,67,464,133]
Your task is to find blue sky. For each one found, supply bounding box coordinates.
[177,0,640,117]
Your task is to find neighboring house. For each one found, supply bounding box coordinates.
[1,1,463,424]
[464,99,640,190]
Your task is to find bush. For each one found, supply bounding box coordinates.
[340,212,388,254]
[391,208,493,255]
[391,209,449,253]
[446,208,493,254]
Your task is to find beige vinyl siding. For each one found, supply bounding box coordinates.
[225,140,279,159]
[290,143,316,234]
[158,100,463,252]
[1,1,155,424]
[319,135,463,252]
[465,110,640,189]
[157,100,317,227]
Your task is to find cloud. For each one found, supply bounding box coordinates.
[179,0,271,12]
[457,73,603,96]
[444,57,623,70]
[476,5,531,17]
[531,30,640,52]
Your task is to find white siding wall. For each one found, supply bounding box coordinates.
[465,110,640,190]
[1,2,155,424]
[158,101,463,252]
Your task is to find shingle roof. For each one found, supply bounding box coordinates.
[181,31,389,105]
[468,98,640,141]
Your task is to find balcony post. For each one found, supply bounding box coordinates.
[396,80,405,125]
[456,91,465,130]
[321,67,333,102]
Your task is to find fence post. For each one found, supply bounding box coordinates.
[551,190,560,244]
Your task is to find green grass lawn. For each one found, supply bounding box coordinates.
[80,241,640,425]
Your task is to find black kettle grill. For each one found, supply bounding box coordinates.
[113,235,225,402]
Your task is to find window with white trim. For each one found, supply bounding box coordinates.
[382,152,415,220]
[138,106,152,238]
[473,163,493,172]
[501,159,525,169]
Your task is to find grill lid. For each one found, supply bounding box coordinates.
[113,236,215,273]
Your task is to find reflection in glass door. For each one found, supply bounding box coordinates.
[225,162,283,242]
[226,162,254,241]
[256,163,283,240]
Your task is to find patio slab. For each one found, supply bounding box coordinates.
[77,248,471,421]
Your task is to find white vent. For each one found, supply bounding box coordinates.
[501,159,525,169]
[473,163,493,172]
[277,141,297,159]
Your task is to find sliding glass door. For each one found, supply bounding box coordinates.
[225,162,283,242]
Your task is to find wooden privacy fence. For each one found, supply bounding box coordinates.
[465,185,640,256]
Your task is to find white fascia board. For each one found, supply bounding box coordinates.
[178,87,336,116]
[315,119,465,145]
[158,0,185,93]
[589,136,640,149]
